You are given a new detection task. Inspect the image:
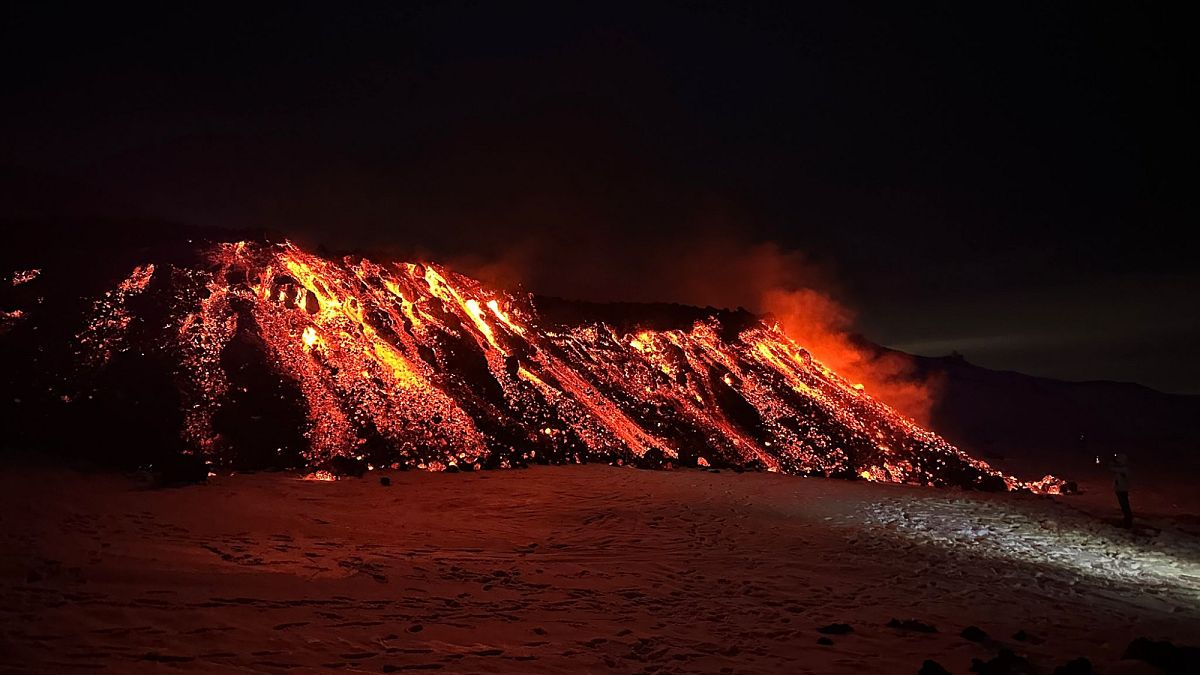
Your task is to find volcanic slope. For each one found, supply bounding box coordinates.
[4,239,1036,490]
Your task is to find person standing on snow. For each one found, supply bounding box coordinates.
[1110,453,1133,528]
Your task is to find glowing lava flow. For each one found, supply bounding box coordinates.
[71,240,1057,491]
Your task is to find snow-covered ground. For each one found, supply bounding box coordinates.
[1,464,1196,673]
[862,490,1200,614]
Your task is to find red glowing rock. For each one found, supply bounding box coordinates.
[43,239,1044,489]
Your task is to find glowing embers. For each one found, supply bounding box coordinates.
[858,463,910,484]
[9,268,41,286]
[77,263,158,365]
[301,325,320,348]
[371,341,421,389]
[247,249,489,465]
[628,330,654,353]
[463,298,495,342]
[70,239,1047,491]
[1,269,38,336]
[1027,474,1069,495]
[419,264,525,352]
[0,309,25,336]
[118,264,156,293]
[487,298,525,335]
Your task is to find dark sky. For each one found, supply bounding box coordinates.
[2,2,1197,393]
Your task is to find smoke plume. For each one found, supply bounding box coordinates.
[664,237,941,425]
[447,233,941,425]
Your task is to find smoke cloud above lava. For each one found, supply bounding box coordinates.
[441,232,941,425]
[665,237,941,425]
[759,288,940,426]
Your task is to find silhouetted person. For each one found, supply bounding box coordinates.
[1110,453,1133,528]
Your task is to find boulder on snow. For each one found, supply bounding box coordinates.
[961,625,988,642]
[919,660,952,675]
[1123,637,1200,673]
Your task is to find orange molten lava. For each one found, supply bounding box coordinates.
[72,240,1055,491]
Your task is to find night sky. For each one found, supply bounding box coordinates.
[2,3,1196,393]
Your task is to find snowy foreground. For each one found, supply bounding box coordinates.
[1,464,1197,673]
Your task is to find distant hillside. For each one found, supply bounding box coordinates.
[875,344,1200,478]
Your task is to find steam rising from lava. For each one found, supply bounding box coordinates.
[760,287,940,426]
[600,237,942,424]
[60,239,1056,491]
[410,235,941,425]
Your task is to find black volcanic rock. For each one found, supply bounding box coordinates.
[1123,637,1200,673]
[961,625,988,642]
[0,237,1055,489]
[920,660,952,675]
